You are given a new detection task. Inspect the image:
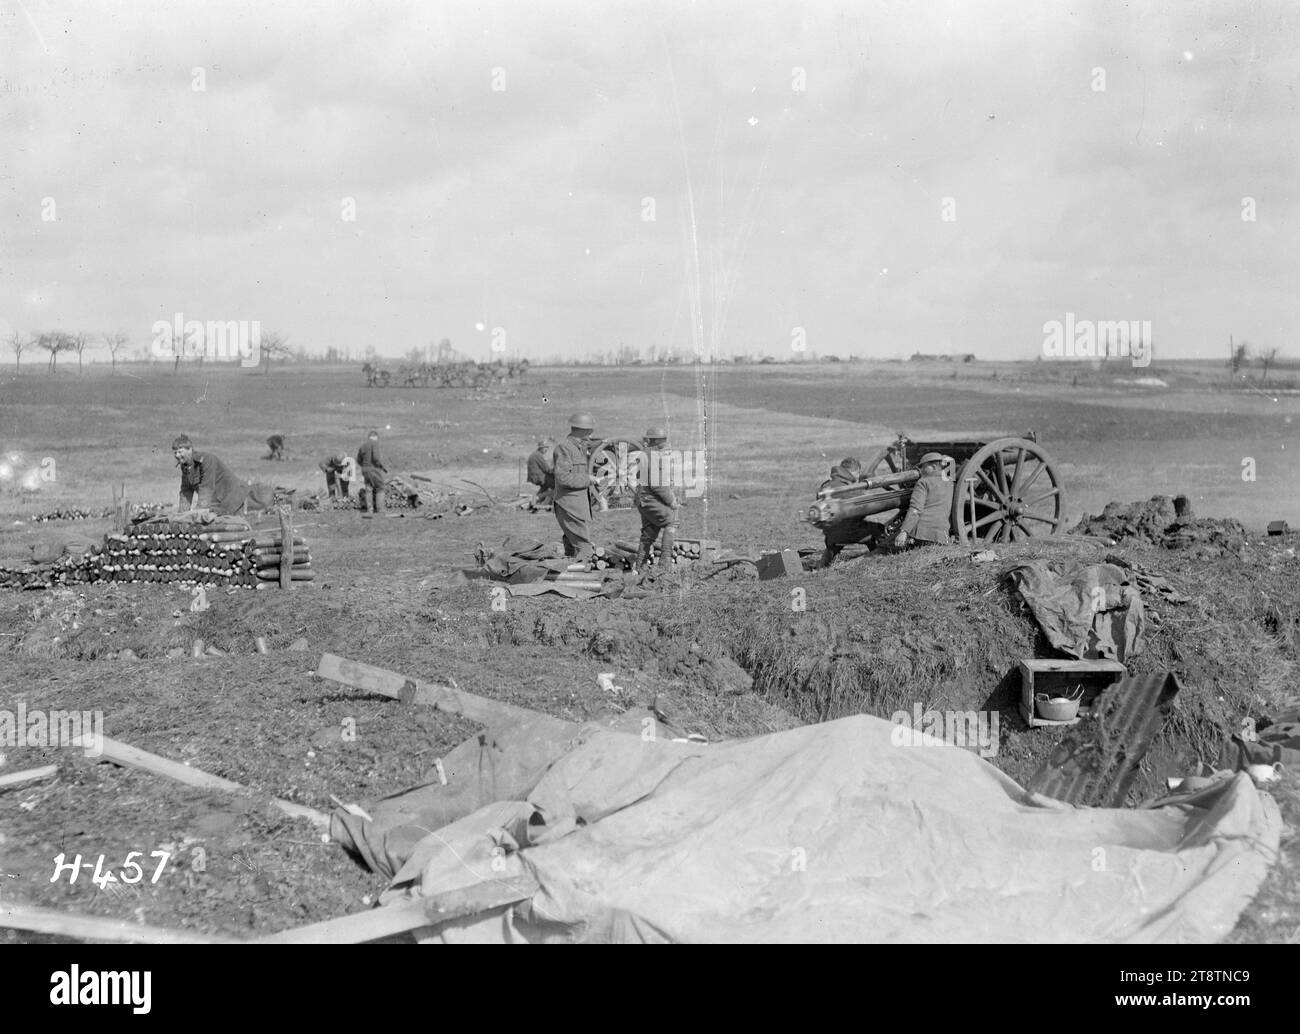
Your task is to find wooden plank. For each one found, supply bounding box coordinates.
[315,653,541,727]
[0,903,241,944]
[72,735,328,829]
[253,875,540,944]
[0,764,59,790]
[278,507,293,589]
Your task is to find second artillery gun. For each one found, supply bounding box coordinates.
[806,432,1064,546]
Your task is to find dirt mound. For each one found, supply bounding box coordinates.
[488,604,755,696]
[609,537,1295,800]
[1071,495,1250,558]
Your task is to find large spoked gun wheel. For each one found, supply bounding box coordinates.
[952,437,1063,545]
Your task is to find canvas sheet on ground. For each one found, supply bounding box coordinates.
[374,714,1280,943]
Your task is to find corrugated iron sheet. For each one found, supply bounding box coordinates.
[1027,672,1182,807]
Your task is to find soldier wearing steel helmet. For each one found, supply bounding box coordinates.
[633,426,680,571]
[552,413,596,561]
[894,452,955,548]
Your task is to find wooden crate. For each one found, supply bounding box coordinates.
[756,549,803,580]
[1019,658,1127,728]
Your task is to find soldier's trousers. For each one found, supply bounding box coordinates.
[324,470,351,500]
[821,520,885,568]
[554,496,592,560]
[360,468,386,512]
[637,513,676,567]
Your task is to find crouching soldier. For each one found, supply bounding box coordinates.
[266,434,287,461]
[634,427,680,571]
[356,430,388,515]
[894,452,955,549]
[319,452,358,501]
[171,435,247,517]
[817,457,871,568]
[526,437,556,508]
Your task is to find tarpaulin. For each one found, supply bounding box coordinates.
[331,709,673,879]
[1007,560,1146,661]
[383,714,1280,943]
[1219,705,1300,772]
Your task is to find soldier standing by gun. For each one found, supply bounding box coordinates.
[552,414,596,561]
[633,427,680,572]
[356,430,388,516]
[894,452,955,548]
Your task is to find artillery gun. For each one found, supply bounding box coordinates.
[806,432,1064,546]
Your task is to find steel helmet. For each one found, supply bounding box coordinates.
[919,452,948,466]
[644,426,667,441]
[568,413,594,430]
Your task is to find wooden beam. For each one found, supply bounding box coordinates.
[0,903,240,944]
[315,653,541,727]
[73,735,329,829]
[253,875,539,944]
[278,507,293,589]
[0,765,59,790]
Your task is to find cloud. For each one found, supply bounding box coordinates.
[1,0,1297,360]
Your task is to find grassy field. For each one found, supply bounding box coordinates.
[0,360,1295,942]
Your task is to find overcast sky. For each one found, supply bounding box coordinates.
[2,0,1296,362]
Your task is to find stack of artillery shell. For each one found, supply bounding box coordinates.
[1,524,314,591]
[250,534,314,582]
[98,528,261,587]
[652,541,702,561]
[29,502,168,524]
[607,538,716,568]
[383,483,418,509]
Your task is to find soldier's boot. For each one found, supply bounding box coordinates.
[635,523,657,570]
[373,488,385,513]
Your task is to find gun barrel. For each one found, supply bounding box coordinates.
[807,484,913,527]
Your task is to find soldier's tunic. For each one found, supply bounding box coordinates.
[356,441,387,487]
[356,439,388,511]
[552,435,593,559]
[526,449,554,490]
[900,471,955,544]
[526,447,555,505]
[178,451,246,516]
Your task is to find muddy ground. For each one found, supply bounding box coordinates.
[1,361,1296,942]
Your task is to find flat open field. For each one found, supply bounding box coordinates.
[1,360,1296,942]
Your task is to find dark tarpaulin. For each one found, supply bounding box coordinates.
[1006,560,1146,662]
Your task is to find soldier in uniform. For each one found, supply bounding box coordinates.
[633,427,680,571]
[526,437,556,508]
[266,434,287,461]
[171,435,247,516]
[552,413,596,561]
[894,452,955,548]
[356,430,388,515]
[816,457,872,568]
[319,452,358,501]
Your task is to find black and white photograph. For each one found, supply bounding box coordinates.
[0,0,1296,978]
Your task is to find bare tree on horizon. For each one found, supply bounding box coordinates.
[102,330,129,373]
[6,329,30,372]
